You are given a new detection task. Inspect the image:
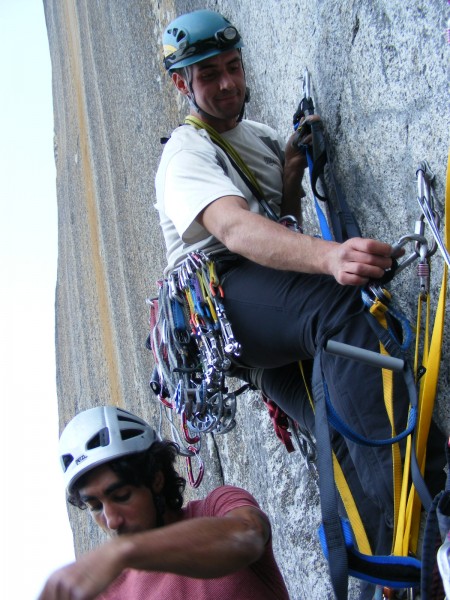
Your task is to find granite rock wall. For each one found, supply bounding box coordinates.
[43,1,449,597]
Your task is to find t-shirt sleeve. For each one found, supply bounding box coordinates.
[163,136,246,244]
[202,485,264,518]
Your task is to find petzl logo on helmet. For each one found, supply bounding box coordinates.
[75,454,88,465]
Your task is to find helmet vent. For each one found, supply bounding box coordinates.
[86,427,110,450]
[167,27,186,44]
[121,428,143,441]
[176,31,186,43]
[118,414,143,425]
[61,454,73,472]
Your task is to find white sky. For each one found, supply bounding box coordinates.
[1,1,76,598]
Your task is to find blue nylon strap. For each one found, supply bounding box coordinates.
[312,348,349,599]
[306,132,361,242]
[324,379,417,447]
[306,148,333,241]
[171,299,187,330]
[313,345,423,593]
[325,163,362,242]
[410,425,434,512]
[323,308,418,447]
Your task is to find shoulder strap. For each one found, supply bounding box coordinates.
[184,116,279,221]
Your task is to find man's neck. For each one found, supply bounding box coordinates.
[163,507,183,527]
[189,108,238,134]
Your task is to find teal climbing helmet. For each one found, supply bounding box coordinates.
[163,9,243,72]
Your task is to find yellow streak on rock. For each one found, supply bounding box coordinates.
[63,1,123,408]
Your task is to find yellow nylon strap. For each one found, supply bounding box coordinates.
[397,151,450,557]
[298,361,372,555]
[403,150,450,554]
[369,299,403,550]
[402,293,431,555]
[299,360,315,412]
[198,271,218,323]
[394,434,413,556]
[333,455,373,554]
[208,259,220,289]
[414,295,431,377]
[184,115,265,198]
[395,291,431,556]
[185,287,196,318]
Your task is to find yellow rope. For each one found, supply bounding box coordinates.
[185,115,265,198]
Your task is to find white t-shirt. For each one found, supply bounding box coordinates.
[155,119,285,272]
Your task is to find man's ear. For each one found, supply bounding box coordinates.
[171,72,189,96]
[152,470,165,494]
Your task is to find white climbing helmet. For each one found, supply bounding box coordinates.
[59,406,159,493]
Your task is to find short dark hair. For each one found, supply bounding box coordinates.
[68,440,186,511]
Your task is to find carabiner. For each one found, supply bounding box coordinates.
[182,412,200,444]
[390,233,428,276]
[185,446,204,488]
[416,160,450,267]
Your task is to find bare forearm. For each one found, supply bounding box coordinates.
[38,512,268,600]
[222,209,337,274]
[281,164,306,222]
[118,515,266,578]
[200,196,394,285]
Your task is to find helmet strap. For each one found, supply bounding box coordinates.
[183,66,218,121]
[238,86,250,122]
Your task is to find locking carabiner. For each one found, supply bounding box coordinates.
[390,233,429,276]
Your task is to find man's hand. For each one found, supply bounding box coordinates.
[281,115,322,220]
[37,541,125,600]
[326,237,395,286]
[284,114,321,170]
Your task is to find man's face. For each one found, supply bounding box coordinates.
[189,49,246,124]
[78,464,158,537]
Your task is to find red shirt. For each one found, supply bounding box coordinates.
[99,485,290,599]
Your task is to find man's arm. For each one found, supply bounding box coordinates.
[38,506,270,600]
[198,195,394,286]
[280,115,322,222]
[280,139,306,222]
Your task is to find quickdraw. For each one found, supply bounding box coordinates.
[146,251,248,486]
[293,68,362,242]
